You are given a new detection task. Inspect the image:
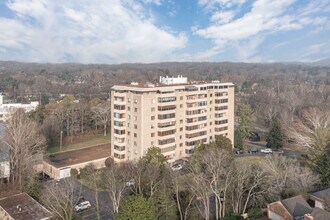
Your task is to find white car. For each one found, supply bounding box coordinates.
[261,148,273,154]
[125,179,135,187]
[75,201,91,212]
[171,164,183,171]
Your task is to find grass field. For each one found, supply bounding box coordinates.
[234,156,265,164]
[46,134,110,154]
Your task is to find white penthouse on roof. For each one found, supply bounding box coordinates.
[159,75,188,85]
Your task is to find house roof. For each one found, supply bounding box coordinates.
[0,192,52,220]
[310,188,330,202]
[267,201,292,220]
[44,144,111,168]
[281,195,312,217]
[309,207,330,220]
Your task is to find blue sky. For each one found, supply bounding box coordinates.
[0,0,329,64]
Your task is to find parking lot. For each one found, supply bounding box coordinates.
[74,180,112,220]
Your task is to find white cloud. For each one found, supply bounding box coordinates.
[0,0,187,63]
[193,0,330,60]
[198,0,247,10]
[210,11,235,24]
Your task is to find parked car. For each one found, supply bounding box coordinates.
[260,148,273,154]
[250,148,258,153]
[235,149,245,154]
[125,179,135,187]
[171,164,183,171]
[75,201,91,212]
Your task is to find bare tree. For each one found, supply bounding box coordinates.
[197,147,232,219]
[91,102,111,136]
[80,164,102,220]
[40,178,81,220]
[287,107,330,160]
[172,172,196,220]
[1,109,46,190]
[187,159,212,220]
[229,161,269,214]
[263,155,319,200]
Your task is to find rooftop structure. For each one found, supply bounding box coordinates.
[111,77,235,163]
[159,75,188,85]
[43,144,111,179]
[310,188,330,210]
[0,192,52,220]
[267,195,330,220]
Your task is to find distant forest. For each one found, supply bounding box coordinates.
[0,61,329,141]
[0,61,329,100]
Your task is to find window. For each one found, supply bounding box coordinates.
[158,121,175,128]
[127,131,130,135]
[151,141,154,146]
[158,97,176,103]
[134,99,138,104]
[134,108,137,112]
[128,115,131,119]
[151,133,155,137]
[134,124,137,129]
[158,129,176,136]
[180,96,183,100]
[151,116,155,120]
[133,116,137,121]
[134,141,137,146]
[158,105,176,111]
[180,120,183,124]
[158,113,175,120]
[180,127,183,131]
[151,107,155,112]
[134,133,137,138]
[128,106,131,111]
[180,143,183,147]
[151,124,155,129]
[127,123,130,127]
[180,135,182,139]
[128,98,131,103]
[180,104,183,108]
[151,99,156,104]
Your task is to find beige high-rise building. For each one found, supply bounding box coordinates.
[111,76,234,163]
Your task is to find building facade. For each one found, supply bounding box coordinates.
[0,94,39,121]
[111,77,234,163]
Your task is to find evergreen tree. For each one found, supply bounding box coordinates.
[266,120,284,149]
[142,146,167,166]
[114,195,157,220]
[234,129,243,149]
[314,142,330,187]
[156,187,177,220]
[195,135,232,154]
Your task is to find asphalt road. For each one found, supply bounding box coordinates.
[74,180,112,220]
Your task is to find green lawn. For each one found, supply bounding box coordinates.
[46,134,110,154]
[234,156,265,164]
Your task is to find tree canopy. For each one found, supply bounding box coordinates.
[266,120,284,149]
[114,195,156,220]
[142,147,167,166]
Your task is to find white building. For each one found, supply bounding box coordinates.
[159,75,188,85]
[0,155,9,180]
[0,94,39,121]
